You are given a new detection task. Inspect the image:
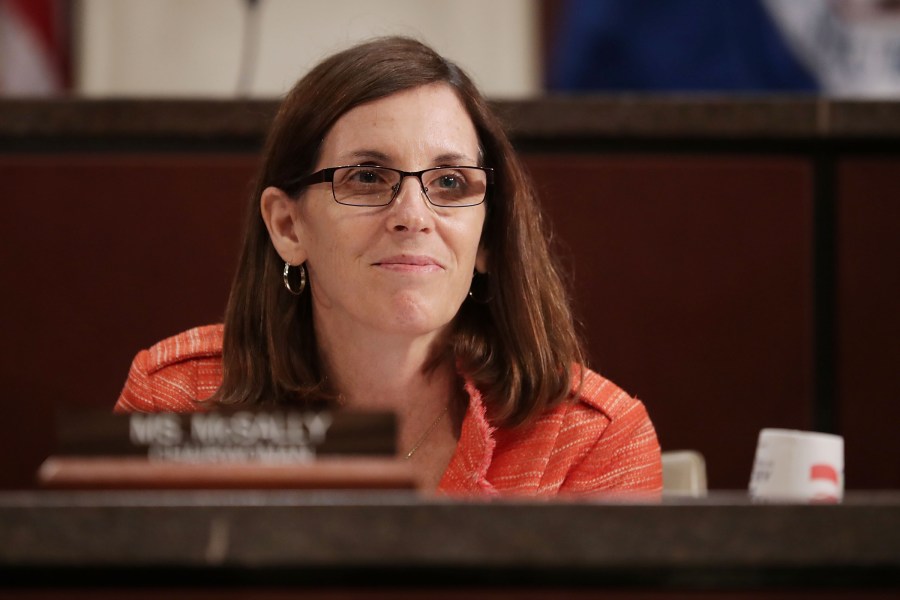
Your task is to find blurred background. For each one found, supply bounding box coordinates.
[5,0,900,98]
[1,0,899,493]
[2,0,538,98]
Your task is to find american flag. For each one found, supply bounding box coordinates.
[0,0,71,95]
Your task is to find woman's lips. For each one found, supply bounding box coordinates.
[373,255,444,272]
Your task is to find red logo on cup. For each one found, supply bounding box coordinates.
[810,464,839,485]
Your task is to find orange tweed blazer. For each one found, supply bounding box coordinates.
[116,325,663,497]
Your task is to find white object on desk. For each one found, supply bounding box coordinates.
[662,450,708,497]
[749,428,844,503]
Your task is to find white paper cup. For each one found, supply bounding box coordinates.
[749,428,844,503]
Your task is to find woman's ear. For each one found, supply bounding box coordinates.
[260,186,307,264]
[475,245,489,274]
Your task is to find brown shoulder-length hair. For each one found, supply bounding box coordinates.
[214,37,584,427]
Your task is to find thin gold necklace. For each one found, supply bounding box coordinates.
[404,406,449,460]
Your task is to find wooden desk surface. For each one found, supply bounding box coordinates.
[1,491,898,590]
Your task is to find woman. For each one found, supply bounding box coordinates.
[116,37,662,496]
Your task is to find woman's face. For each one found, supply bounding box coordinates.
[293,83,488,341]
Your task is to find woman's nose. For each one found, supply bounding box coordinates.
[387,176,434,232]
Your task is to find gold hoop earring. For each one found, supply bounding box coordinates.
[283,262,306,295]
[467,271,492,303]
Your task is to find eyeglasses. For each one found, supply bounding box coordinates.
[287,165,493,208]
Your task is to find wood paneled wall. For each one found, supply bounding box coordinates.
[1,155,256,488]
[0,129,897,491]
[525,155,814,488]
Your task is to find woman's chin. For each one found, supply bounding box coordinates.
[377,295,457,337]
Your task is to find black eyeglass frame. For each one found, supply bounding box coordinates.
[284,165,495,208]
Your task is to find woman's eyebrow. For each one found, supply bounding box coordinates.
[433,152,476,165]
[340,149,392,164]
[338,149,477,166]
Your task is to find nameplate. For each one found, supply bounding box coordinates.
[54,409,397,464]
